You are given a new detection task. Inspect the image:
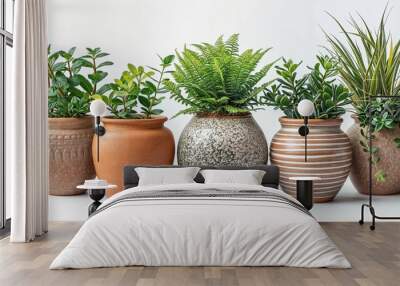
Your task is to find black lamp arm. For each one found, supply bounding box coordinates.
[95,116,106,136]
[298,116,310,162]
[94,116,106,163]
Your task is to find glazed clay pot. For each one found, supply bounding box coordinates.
[178,113,268,167]
[270,117,352,203]
[347,116,400,195]
[93,116,174,196]
[49,117,95,196]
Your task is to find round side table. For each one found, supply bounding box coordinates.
[77,184,117,216]
[289,177,321,210]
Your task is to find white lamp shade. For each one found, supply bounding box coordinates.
[90,99,107,117]
[297,99,315,117]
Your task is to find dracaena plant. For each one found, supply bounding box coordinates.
[97,55,174,119]
[48,46,113,117]
[262,55,351,119]
[325,9,400,182]
[163,34,275,116]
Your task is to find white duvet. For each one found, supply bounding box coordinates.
[50,183,350,269]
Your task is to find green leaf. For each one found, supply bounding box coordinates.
[97,61,114,69]
[141,88,154,96]
[162,55,175,65]
[68,47,77,55]
[128,64,138,75]
[137,66,144,75]
[88,71,108,84]
[97,83,114,95]
[138,95,150,107]
[96,52,110,58]
[76,58,93,68]
[75,74,93,93]
[144,81,157,92]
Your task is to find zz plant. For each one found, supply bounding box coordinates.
[326,10,400,182]
[48,47,113,117]
[163,34,275,116]
[262,55,351,119]
[97,55,175,119]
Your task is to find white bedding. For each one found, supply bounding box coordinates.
[50,183,351,269]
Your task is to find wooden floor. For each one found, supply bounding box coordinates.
[0,222,399,286]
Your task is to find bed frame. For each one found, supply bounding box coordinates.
[123,165,280,189]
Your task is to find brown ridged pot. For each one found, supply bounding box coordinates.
[49,117,95,196]
[93,116,175,196]
[347,116,400,195]
[270,117,352,203]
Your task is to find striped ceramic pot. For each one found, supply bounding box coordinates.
[270,117,352,202]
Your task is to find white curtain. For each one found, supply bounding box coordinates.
[7,0,49,242]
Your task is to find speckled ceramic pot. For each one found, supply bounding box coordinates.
[347,115,400,195]
[178,113,268,166]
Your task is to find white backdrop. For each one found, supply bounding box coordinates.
[47,0,400,160]
[47,0,400,221]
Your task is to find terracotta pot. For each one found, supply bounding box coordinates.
[93,116,175,196]
[270,117,352,203]
[49,117,95,196]
[347,116,400,195]
[178,113,268,167]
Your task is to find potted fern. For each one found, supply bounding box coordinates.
[326,11,400,195]
[263,56,352,202]
[164,34,274,166]
[94,55,175,196]
[48,47,113,195]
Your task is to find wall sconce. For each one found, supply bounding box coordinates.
[90,99,107,162]
[297,99,315,162]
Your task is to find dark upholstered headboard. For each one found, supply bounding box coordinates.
[123,165,280,190]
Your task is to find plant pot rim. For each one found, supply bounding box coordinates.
[195,112,252,119]
[279,116,343,125]
[101,115,168,128]
[48,115,93,121]
[48,116,93,130]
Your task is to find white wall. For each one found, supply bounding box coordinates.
[47,0,400,221]
[47,0,400,158]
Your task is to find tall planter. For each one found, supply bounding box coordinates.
[93,116,175,196]
[49,117,95,196]
[178,113,268,166]
[270,117,352,202]
[347,116,400,195]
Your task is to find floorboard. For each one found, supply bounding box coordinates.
[0,222,399,286]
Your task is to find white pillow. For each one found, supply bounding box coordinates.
[200,169,266,185]
[135,167,200,186]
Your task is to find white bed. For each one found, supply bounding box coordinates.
[50,183,350,269]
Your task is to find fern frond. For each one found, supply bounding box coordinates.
[166,34,273,116]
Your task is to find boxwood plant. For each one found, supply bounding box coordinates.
[48,47,113,117]
[163,34,275,116]
[96,55,175,119]
[262,55,351,119]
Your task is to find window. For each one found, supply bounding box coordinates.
[0,0,14,233]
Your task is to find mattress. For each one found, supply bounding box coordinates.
[50,183,350,269]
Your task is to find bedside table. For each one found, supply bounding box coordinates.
[289,177,321,210]
[77,184,117,216]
